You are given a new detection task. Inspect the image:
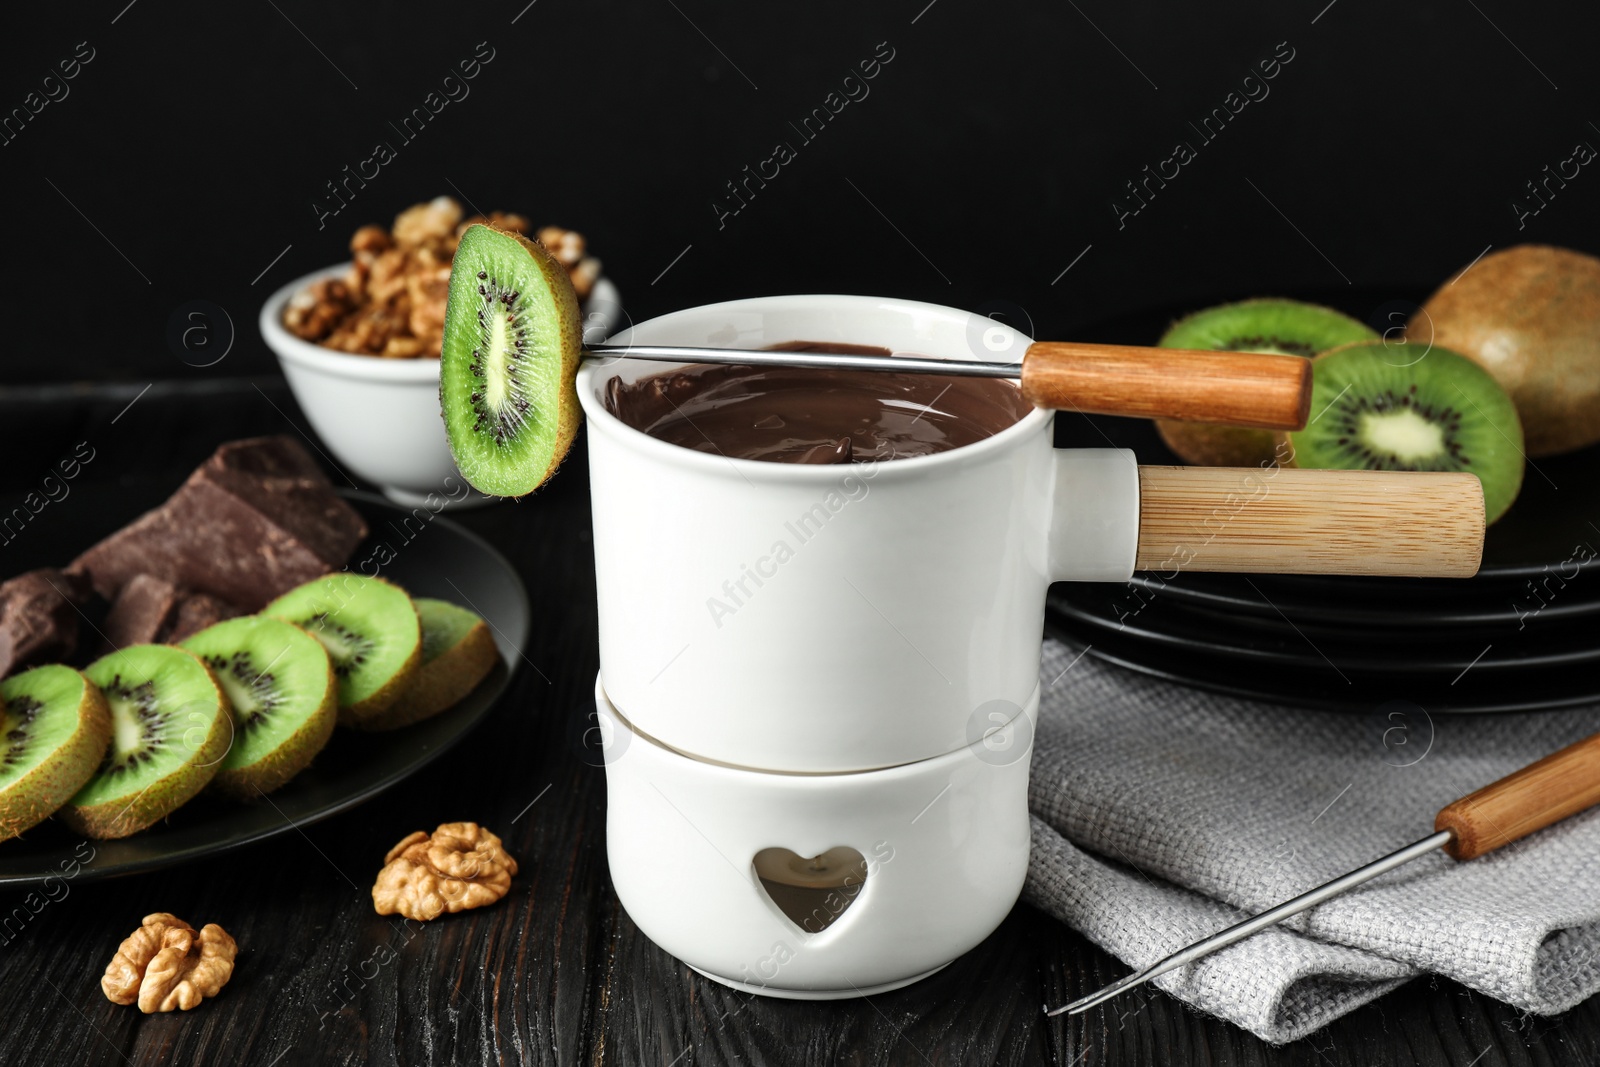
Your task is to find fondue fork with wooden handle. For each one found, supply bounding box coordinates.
[1046,729,1600,1016]
[586,340,1313,430]
[590,341,1487,579]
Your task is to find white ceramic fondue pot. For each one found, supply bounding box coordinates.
[579,294,1485,998]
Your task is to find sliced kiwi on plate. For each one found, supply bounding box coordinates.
[1286,340,1526,523]
[359,598,501,731]
[59,645,231,840]
[0,666,111,842]
[440,224,583,497]
[1156,299,1378,466]
[264,574,422,727]
[181,615,337,798]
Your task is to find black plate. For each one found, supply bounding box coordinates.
[1048,587,1600,674]
[1044,610,1600,714]
[0,492,528,889]
[1095,570,1600,629]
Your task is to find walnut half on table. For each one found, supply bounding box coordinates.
[372,822,518,921]
[102,913,237,1013]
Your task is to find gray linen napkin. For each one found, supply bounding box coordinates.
[1023,638,1600,1044]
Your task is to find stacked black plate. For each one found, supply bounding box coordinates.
[1042,303,1600,715]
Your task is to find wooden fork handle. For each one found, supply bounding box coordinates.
[1437,731,1600,860]
[1020,342,1312,429]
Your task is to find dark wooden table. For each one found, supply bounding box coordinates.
[0,379,1594,1067]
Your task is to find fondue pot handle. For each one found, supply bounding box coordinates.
[1134,466,1485,578]
[1020,342,1313,430]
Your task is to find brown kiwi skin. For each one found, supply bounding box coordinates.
[358,618,498,732]
[0,673,112,842]
[1156,422,1280,467]
[476,224,584,491]
[1410,244,1600,457]
[56,655,231,840]
[211,655,338,800]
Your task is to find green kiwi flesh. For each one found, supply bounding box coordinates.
[59,645,230,840]
[181,615,338,798]
[264,574,421,727]
[359,598,500,731]
[0,666,111,842]
[1156,299,1378,466]
[1287,340,1525,523]
[440,224,583,497]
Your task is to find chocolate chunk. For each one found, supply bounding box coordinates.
[195,436,366,570]
[96,574,181,657]
[72,436,368,612]
[0,569,90,679]
[207,435,331,483]
[157,592,242,644]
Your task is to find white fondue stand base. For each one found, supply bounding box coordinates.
[597,675,1036,999]
[688,963,953,1000]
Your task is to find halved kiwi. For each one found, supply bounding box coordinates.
[359,598,500,731]
[0,666,111,842]
[59,645,231,840]
[440,224,583,497]
[264,574,422,727]
[1286,340,1526,523]
[1156,299,1378,466]
[181,615,338,798]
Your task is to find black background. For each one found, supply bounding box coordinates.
[3,0,1598,386]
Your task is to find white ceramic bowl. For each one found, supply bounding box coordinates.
[260,263,622,508]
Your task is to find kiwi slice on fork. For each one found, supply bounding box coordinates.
[440,224,583,497]
[59,645,231,840]
[264,574,422,727]
[181,615,337,798]
[1287,340,1526,523]
[0,666,111,842]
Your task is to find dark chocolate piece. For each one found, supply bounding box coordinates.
[96,573,181,656]
[158,592,242,644]
[0,569,90,679]
[72,436,368,612]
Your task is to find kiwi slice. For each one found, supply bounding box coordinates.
[0,666,111,842]
[1156,299,1379,466]
[264,574,422,727]
[359,598,500,731]
[181,615,338,798]
[1287,340,1525,523]
[440,224,583,497]
[59,645,231,840]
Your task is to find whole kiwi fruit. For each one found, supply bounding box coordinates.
[1409,244,1600,456]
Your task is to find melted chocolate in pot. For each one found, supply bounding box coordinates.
[603,341,1034,464]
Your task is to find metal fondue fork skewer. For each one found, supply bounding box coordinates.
[584,339,1313,431]
[1045,729,1600,1017]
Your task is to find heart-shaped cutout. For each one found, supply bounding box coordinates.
[753,846,869,934]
